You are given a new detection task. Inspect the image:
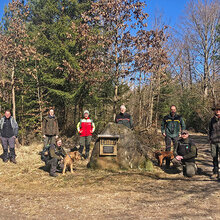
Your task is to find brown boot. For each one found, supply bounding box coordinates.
[10,158,17,164]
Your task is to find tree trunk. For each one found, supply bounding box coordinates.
[138,74,142,126]
[11,65,16,120]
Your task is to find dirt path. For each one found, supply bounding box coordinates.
[0,134,219,220]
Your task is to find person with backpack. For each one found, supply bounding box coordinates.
[209,104,220,180]
[172,130,197,177]
[0,110,18,164]
[41,139,66,177]
[161,105,186,167]
[77,110,95,159]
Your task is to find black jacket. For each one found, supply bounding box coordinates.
[209,116,220,144]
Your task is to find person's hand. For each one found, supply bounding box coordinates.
[176,155,183,161]
[43,135,46,138]
[79,130,83,134]
[162,133,166,137]
[90,130,93,134]
[179,133,181,137]
[56,135,58,139]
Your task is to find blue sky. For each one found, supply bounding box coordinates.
[0,0,189,27]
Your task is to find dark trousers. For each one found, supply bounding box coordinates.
[172,159,197,177]
[211,143,220,174]
[46,158,58,175]
[44,135,56,148]
[1,136,16,160]
[165,136,178,166]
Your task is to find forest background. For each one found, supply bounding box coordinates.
[0,0,219,145]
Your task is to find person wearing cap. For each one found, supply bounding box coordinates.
[172,130,197,177]
[42,108,59,148]
[209,104,220,180]
[115,105,133,129]
[161,105,186,167]
[77,110,95,159]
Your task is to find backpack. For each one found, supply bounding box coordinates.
[40,145,51,162]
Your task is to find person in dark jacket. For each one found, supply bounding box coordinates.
[209,104,220,180]
[172,130,197,177]
[115,105,133,129]
[0,110,18,163]
[77,110,95,159]
[46,139,66,177]
[42,108,59,148]
[161,105,185,167]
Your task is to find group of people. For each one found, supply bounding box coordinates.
[161,104,220,180]
[0,103,219,179]
[40,105,132,177]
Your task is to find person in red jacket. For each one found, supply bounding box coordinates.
[77,110,95,159]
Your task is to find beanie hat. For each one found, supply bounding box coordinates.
[84,110,89,115]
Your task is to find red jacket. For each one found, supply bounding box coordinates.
[77,117,95,137]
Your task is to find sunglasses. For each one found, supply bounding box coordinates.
[182,133,188,135]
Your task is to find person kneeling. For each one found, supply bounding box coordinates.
[46,139,66,177]
[172,130,197,177]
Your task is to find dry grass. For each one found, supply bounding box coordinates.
[0,136,219,220]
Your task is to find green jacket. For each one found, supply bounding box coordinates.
[49,144,66,160]
[161,113,185,138]
[174,138,197,163]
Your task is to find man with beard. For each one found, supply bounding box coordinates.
[161,105,186,167]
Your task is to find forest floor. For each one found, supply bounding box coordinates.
[0,133,219,220]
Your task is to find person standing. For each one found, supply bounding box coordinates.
[209,104,220,180]
[161,105,186,167]
[77,110,95,159]
[42,108,59,147]
[0,110,19,163]
[172,130,197,177]
[115,105,133,129]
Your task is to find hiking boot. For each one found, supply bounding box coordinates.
[3,158,8,163]
[50,173,58,177]
[10,158,17,164]
[210,173,218,179]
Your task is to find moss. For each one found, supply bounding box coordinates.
[138,158,154,171]
[145,159,154,171]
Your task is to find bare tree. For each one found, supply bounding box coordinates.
[182,0,220,100]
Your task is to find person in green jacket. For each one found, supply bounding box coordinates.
[161,105,186,167]
[46,139,66,177]
[172,130,197,177]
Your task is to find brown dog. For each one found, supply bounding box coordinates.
[62,151,81,175]
[155,151,174,167]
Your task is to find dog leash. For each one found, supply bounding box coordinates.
[67,152,73,160]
